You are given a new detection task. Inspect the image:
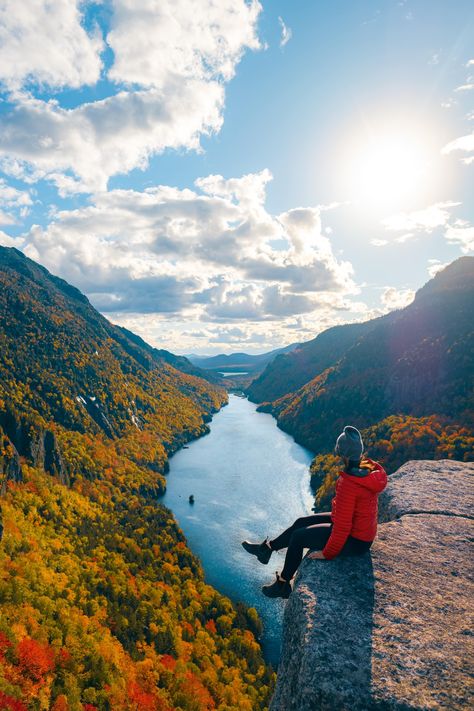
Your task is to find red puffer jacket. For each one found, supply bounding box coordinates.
[322,458,387,560]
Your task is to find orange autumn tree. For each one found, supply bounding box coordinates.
[0,247,275,709]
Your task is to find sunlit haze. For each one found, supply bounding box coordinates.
[348,130,431,209]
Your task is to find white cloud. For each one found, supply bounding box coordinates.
[278,17,292,48]
[371,238,388,247]
[395,232,414,243]
[0,230,20,246]
[0,212,15,226]
[0,1,263,193]
[108,1,262,87]
[382,201,459,233]
[0,84,224,193]
[0,0,104,90]
[17,171,356,328]
[113,315,305,355]
[445,221,474,253]
[427,259,449,278]
[0,179,32,208]
[442,132,474,161]
[0,178,32,225]
[381,202,474,254]
[441,58,474,161]
[381,286,415,311]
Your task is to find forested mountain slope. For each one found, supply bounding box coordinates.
[246,320,378,403]
[248,257,474,407]
[253,257,474,507]
[0,247,274,710]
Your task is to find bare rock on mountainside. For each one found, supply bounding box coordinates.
[270,460,474,711]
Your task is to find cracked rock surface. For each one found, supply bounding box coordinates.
[270,460,474,711]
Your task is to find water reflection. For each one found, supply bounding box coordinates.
[162,394,314,667]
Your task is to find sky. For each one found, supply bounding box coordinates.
[0,0,473,355]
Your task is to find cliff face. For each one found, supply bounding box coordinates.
[271,460,474,711]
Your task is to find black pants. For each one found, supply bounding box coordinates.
[269,512,372,581]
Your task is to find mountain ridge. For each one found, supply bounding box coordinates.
[0,246,274,709]
[188,343,299,373]
[248,257,474,507]
[248,256,474,408]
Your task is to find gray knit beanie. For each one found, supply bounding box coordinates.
[335,425,364,460]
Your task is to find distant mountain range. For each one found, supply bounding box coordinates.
[247,257,474,506]
[188,343,299,373]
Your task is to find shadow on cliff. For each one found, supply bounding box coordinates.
[272,552,376,710]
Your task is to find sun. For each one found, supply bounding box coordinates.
[347,130,430,210]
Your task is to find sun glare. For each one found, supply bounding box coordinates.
[347,129,432,210]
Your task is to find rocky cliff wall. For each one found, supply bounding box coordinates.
[270,460,474,711]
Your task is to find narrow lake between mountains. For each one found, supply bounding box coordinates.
[162,394,314,667]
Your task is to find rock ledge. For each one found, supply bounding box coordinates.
[270,460,474,711]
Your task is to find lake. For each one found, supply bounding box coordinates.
[162,394,314,667]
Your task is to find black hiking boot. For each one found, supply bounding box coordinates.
[241,537,273,564]
[262,572,292,599]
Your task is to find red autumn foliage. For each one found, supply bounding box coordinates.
[0,691,28,711]
[205,619,217,634]
[180,671,216,710]
[57,648,72,667]
[127,681,158,710]
[51,696,69,711]
[159,655,176,671]
[17,638,55,680]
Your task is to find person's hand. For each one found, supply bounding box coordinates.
[307,550,326,560]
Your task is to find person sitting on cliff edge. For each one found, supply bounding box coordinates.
[241,425,388,599]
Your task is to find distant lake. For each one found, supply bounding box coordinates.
[162,394,314,667]
[218,371,249,377]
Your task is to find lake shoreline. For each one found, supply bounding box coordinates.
[161,394,315,666]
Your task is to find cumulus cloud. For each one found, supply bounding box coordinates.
[381,286,415,311]
[445,221,474,253]
[0,1,262,193]
[381,201,473,255]
[0,84,224,193]
[108,1,262,87]
[442,132,474,164]
[0,0,104,90]
[427,259,449,278]
[0,230,20,246]
[0,179,32,225]
[381,201,459,234]
[0,179,32,208]
[17,170,356,326]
